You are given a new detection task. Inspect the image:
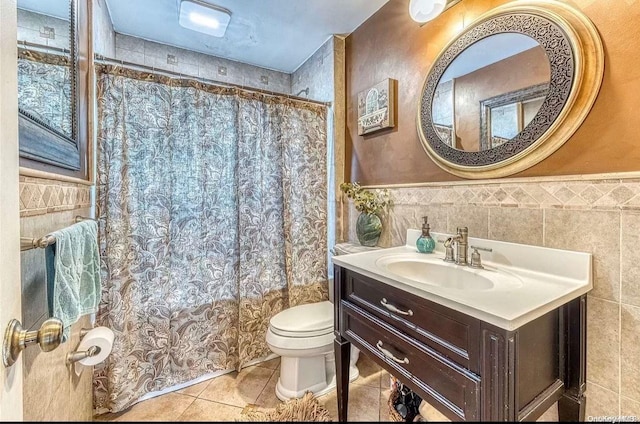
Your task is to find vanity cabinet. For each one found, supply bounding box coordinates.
[334,266,586,422]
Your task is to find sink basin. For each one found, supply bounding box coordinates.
[377,257,494,291]
[376,256,495,291]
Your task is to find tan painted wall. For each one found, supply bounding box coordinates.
[454,47,550,151]
[345,0,640,184]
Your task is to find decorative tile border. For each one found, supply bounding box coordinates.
[19,176,91,217]
[373,178,640,211]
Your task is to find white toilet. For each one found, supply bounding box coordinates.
[265,243,380,400]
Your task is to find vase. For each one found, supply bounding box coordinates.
[356,212,382,247]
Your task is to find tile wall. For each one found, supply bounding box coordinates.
[17,9,70,50]
[113,34,292,94]
[19,178,93,421]
[93,0,116,57]
[344,176,640,418]
[19,176,91,218]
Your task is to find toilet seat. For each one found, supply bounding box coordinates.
[269,301,333,338]
[267,301,335,351]
[266,329,335,351]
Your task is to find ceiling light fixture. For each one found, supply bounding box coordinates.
[179,0,231,37]
[409,0,447,23]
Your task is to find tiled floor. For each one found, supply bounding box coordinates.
[95,355,558,422]
[95,355,398,422]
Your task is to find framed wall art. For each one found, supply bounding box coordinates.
[357,78,396,135]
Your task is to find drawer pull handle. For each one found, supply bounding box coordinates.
[380,298,413,316]
[376,341,409,365]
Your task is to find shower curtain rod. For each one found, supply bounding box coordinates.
[94,55,332,108]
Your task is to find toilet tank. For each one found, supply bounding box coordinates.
[329,243,381,303]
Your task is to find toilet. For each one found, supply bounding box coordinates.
[266,242,380,400]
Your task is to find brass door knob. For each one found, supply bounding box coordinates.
[2,318,64,367]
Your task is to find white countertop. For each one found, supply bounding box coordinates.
[332,229,592,331]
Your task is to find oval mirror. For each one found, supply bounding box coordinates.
[418,1,604,179]
[432,33,550,152]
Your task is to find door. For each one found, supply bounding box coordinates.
[0,0,24,420]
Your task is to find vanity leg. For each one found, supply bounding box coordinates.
[558,295,587,422]
[334,338,351,422]
[558,392,586,422]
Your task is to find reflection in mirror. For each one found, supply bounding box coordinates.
[431,33,550,152]
[17,0,72,138]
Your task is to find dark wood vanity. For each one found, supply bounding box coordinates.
[333,266,587,422]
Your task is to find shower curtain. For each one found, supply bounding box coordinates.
[93,66,329,412]
[17,50,72,137]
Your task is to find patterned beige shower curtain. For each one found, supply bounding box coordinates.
[93,66,329,413]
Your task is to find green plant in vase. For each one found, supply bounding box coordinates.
[340,182,391,247]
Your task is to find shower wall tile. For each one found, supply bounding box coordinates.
[291,37,335,101]
[17,9,70,49]
[93,0,116,57]
[114,34,292,95]
[341,176,640,416]
[114,47,143,65]
[114,33,143,54]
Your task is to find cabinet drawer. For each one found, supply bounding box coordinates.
[344,269,481,372]
[342,302,480,421]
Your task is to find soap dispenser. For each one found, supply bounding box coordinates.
[416,216,436,253]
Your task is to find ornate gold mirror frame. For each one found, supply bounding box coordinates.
[417,0,604,179]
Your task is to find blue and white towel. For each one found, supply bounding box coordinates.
[45,220,100,341]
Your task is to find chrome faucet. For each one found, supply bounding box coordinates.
[439,227,493,268]
[450,227,469,266]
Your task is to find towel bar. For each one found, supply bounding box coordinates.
[20,216,96,251]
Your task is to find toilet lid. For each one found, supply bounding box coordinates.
[269,301,334,338]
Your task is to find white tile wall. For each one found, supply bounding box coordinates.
[93,0,116,57]
[114,34,292,94]
[17,9,70,50]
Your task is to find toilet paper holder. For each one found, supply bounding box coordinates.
[67,326,114,368]
[67,327,99,365]
[66,345,101,365]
